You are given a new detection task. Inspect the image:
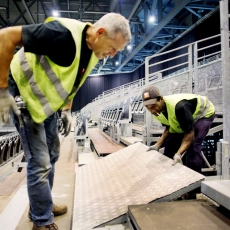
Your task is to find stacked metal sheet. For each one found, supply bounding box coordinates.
[73,142,204,230]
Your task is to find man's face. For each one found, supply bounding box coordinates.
[92,28,127,59]
[145,98,165,116]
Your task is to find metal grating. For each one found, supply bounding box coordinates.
[72,142,204,230]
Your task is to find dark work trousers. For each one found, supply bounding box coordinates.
[164,114,215,174]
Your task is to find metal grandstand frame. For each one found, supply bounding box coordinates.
[82,21,228,178]
[83,31,223,126]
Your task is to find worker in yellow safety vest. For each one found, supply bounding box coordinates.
[142,85,215,173]
[0,13,131,230]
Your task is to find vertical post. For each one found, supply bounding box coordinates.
[220,0,230,178]
[216,142,222,175]
[221,141,229,179]
[193,42,198,94]
[145,57,151,146]
[220,0,230,142]
[145,57,150,85]
[188,44,193,93]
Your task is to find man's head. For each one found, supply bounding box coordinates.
[142,85,165,116]
[87,13,131,59]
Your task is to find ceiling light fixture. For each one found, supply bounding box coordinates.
[52,10,59,17]
[149,15,155,23]
[127,44,132,50]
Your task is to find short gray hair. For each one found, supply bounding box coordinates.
[93,13,131,42]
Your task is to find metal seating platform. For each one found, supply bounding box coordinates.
[72,142,205,230]
[202,180,230,210]
[127,199,230,230]
[88,128,125,156]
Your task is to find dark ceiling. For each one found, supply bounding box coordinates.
[0,0,220,75]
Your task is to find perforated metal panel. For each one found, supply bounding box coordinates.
[197,61,223,113]
[72,142,204,230]
[153,72,190,97]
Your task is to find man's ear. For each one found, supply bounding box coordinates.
[96,28,106,36]
[159,96,164,102]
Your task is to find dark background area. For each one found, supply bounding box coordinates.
[73,9,222,112]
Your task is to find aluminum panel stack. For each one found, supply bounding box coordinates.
[72,142,204,230]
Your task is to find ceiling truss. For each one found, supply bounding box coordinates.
[0,0,220,74]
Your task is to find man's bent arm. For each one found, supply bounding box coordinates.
[177,129,194,155]
[0,26,23,88]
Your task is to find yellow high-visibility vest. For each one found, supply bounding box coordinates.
[154,94,215,133]
[10,17,98,123]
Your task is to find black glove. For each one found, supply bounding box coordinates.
[60,110,72,136]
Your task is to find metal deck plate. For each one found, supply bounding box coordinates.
[120,136,142,146]
[202,180,230,210]
[72,142,204,230]
[78,152,98,166]
[128,200,230,230]
[88,128,124,155]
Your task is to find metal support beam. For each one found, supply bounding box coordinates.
[12,0,36,25]
[56,10,108,14]
[164,25,189,29]
[151,0,158,15]
[21,0,35,24]
[0,12,8,27]
[128,0,142,20]
[185,6,202,19]
[158,0,163,22]
[187,4,216,10]
[40,0,48,19]
[0,6,10,26]
[109,0,119,12]
[52,0,60,10]
[220,0,230,178]
[116,0,192,72]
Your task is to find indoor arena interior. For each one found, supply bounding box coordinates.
[0,1,230,230]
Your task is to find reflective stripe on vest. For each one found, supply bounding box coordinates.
[19,48,52,117]
[195,96,210,122]
[11,18,98,123]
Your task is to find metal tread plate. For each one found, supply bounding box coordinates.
[201,180,230,210]
[88,128,124,154]
[128,200,230,230]
[72,142,204,230]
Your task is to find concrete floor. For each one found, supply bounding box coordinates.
[0,132,76,230]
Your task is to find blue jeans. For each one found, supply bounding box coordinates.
[12,110,60,226]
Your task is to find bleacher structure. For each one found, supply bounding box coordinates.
[78,2,230,219]
[82,33,223,149]
[0,118,23,182]
[0,2,228,229]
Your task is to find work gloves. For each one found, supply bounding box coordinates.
[0,88,21,123]
[147,144,160,152]
[172,153,183,166]
[60,110,72,136]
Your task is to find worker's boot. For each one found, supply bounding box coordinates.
[32,223,59,230]
[29,204,68,220]
[52,204,68,216]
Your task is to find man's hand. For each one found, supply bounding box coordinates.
[172,153,183,166]
[147,144,160,152]
[0,88,20,123]
[60,110,72,136]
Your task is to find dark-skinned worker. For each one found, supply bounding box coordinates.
[142,85,215,174]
